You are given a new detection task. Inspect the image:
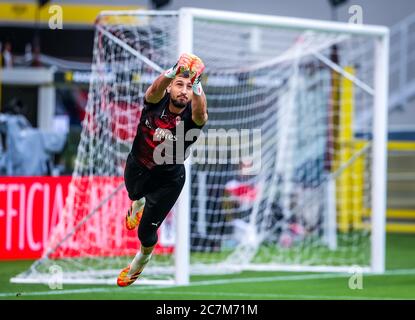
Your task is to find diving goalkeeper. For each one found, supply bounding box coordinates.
[117,53,207,287]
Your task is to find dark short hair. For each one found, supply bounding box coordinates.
[173,74,191,83]
[179,70,190,78]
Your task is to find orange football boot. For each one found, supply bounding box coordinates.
[125,199,145,230]
[117,265,142,287]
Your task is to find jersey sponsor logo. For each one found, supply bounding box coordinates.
[154,127,177,141]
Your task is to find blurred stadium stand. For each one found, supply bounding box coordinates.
[0,1,146,174]
[0,113,66,175]
[385,12,415,232]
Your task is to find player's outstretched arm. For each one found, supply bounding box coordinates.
[145,53,193,104]
[190,55,208,126]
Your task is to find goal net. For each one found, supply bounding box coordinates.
[11,8,389,285]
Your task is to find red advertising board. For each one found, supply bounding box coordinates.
[0,176,71,260]
[0,176,174,260]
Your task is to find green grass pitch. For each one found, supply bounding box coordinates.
[1,233,414,300]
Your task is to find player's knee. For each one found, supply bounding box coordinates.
[127,192,135,201]
[138,225,158,248]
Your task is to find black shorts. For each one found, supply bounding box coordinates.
[124,153,185,243]
[124,152,185,200]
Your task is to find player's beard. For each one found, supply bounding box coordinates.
[170,96,188,109]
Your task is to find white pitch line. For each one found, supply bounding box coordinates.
[110,290,405,300]
[2,268,415,298]
[0,289,406,300]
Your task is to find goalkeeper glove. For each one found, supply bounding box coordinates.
[189,54,205,96]
[164,53,193,79]
[192,74,203,96]
[165,53,205,96]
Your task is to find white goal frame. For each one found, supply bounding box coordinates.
[172,8,389,285]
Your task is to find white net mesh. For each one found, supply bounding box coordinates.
[189,18,375,273]
[12,10,381,285]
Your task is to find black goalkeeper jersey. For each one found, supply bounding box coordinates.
[131,93,204,169]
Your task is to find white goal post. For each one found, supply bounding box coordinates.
[175,8,389,283]
[11,8,389,286]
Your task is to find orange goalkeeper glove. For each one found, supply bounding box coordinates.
[164,53,193,79]
[188,54,205,96]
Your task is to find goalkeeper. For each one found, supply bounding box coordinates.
[117,53,207,287]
